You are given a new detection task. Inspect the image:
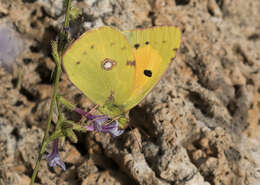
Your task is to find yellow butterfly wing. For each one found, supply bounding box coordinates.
[122,26,181,110]
[63,27,136,116]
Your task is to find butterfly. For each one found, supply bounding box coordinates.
[62,26,181,128]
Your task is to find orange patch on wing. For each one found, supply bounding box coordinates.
[132,45,162,94]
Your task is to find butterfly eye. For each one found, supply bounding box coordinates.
[144,70,152,77]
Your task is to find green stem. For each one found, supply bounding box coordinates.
[63,120,87,132]
[30,1,72,184]
[60,0,72,53]
[57,95,76,111]
[30,61,61,185]
[64,0,71,29]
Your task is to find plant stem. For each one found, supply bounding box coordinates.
[64,0,71,29]
[30,1,71,184]
[60,0,72,53]
[30,61,61,185]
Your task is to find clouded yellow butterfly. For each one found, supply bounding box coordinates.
[63,26,181,128]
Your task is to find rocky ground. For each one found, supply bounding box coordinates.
[0,0,260,185]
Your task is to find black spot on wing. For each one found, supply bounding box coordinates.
[134,44,140,49]
[90,45,94,49]
[173,48,178,52]
[145,41,149,45]
[144,70,152,77]
[162,40,166,43]
[76,61,80,65]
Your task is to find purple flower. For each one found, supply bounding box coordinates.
[85,118,124,137]
[46,139,66,170]
[74,107,124,137]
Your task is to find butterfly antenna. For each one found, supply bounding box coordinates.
[86,104,99,116]
[87,113,116,125]
[101,115,121,125]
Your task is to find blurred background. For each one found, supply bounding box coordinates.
[0,0,260,184]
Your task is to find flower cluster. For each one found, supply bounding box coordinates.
[46,107,124,170]
[74,107,124,137]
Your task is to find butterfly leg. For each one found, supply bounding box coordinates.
[74,106,124,137]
